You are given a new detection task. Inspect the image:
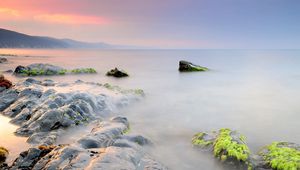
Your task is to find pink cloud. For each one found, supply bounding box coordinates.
[34,14,109,25]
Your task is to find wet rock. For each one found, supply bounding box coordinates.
[192,128,252,169]
[179,60,208,72]
[106,67,129,78]
[0,75,12,89]
[0,89,18,111]
[14,63,65,76]
[192,129,300,170]
[0,146,9,163]
[10,117,167,170]
[0,57,7,63]
[1,78,143,145]
[256,142,300,170]
[13,63,98,76]
[10,145,56,170]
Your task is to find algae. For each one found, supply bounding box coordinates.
[261,142,300,170]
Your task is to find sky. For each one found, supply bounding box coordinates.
[0,0,299,49]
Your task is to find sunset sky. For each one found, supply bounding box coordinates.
[0,0,299,48]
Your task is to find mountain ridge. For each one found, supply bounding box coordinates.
[0,28,115,49]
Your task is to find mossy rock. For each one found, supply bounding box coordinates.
[192,129,252,169]
[179,60,208,72]
[192,132,215,147]
[106,68,129,78]
[14,64,97,76]
[0,146,9,162]
[259,142,300,170]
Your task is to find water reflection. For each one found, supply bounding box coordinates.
[0,115,29,164]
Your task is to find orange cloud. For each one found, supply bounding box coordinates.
[0,8,20,16]
[34,14,109,25]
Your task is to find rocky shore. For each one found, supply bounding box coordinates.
[0,77,167,169]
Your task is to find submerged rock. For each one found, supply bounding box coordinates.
[106,68,129,78]
[179,60,208,72]
[13,63,97,76]
[0,57,8,63]
[10,117,167,170]
[0,75,12,89]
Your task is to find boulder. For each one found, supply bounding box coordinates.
[192,128,252,169]
[0,57,7,63]
[257,142,300,170]
[106,68,129,78]
[179,60,208,72]
[0,75,12,89]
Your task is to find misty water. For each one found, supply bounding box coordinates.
[1,49,300,169]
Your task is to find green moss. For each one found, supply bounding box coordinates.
[123,125,130,134]
[71,68,97,74]
[192,132,213,147]
[189,66,208,71]
[213,128,250,162]
[58,69,67,75]
[262,142,300,170]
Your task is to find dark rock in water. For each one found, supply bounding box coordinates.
[14,63,65,76]
[0,146,9,163]
[14,65,29,75]
[0,57,8,63]
[106,68,129,78]
[0,75,12,89]
[179,60,208,72]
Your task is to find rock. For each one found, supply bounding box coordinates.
[14,64,97,76]
[10,117,167,170]
[0,146,9,162]
[0,89,18,111]
[192,129,300,170]
[0,78,143,145]
[192,128,252,169]
[179,60,208,72]
[106,68,129,78]
[0,57,8,63]
[0,75,12,89]
[10,146,56,170]
[257,142,300,170]
[14,65,29,75]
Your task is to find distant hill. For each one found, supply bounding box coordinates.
[0,28,114,49]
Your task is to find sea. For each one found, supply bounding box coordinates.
[0,49,299,169]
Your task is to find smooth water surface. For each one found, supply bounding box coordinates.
[0,49,300,169]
